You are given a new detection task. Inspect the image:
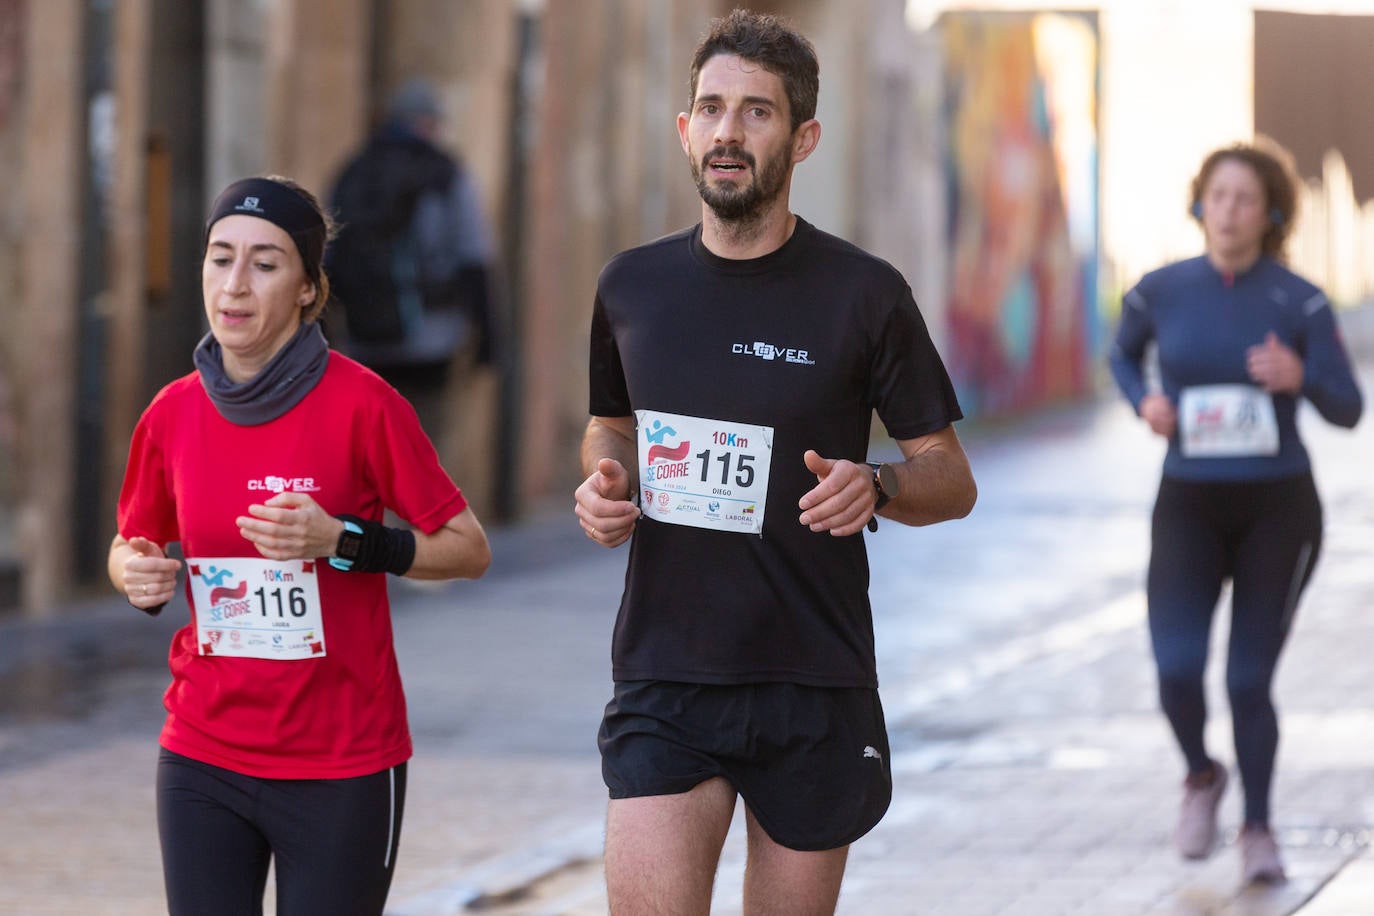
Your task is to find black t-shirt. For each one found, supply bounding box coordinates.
[589,218,963,688]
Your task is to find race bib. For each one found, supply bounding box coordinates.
[186,558,326,660]
[1178,385,1279,458]
[636,409,774,536]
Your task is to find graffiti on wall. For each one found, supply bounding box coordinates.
[942,12,1100,416]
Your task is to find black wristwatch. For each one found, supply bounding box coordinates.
[867,461,899,512]
[330,518,365,571]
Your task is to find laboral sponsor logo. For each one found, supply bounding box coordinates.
[247,475,322,493]
[732,341,815,365]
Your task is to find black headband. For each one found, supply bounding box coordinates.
[204,177,328,283]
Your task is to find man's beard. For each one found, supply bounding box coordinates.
[690,144,789,222]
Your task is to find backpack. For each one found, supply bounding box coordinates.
[325,129,470,370]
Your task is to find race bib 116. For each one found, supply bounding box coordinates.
[186,557,326,660]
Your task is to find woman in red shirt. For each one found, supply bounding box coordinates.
[107,175,490,915]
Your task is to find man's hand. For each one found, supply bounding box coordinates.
[1139,393,1177,439]
[1247,332,1304,394]
[236,491,343,561]
[798,450,876,537]
[575,457,640,548]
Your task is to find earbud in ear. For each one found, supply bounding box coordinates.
[1189,200,1203,220]
[1269,208,1284,226]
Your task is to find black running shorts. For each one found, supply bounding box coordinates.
[598,680,893,851]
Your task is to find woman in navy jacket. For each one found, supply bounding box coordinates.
[1110,139,1362,885]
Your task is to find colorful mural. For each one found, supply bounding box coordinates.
[941,12,1100,416]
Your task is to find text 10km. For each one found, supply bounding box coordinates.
[712,431,749,448]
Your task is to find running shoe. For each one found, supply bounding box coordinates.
[1239,825,1287,884]
[1175,761,1228,859]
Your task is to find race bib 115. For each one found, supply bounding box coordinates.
[636,409,774,536]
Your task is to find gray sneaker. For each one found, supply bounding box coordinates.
[1175,761,1228,859]
[1240,826,1287,884]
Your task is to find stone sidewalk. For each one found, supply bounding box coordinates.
[388,483,1374,913]
[384,368,1374,915]
[1,360,1371,915]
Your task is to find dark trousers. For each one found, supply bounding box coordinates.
[1147,473,1322,826]
[156,749,407,916]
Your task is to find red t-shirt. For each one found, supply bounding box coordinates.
[117,353,467,779]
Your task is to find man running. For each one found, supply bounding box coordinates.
[574,10,977,914]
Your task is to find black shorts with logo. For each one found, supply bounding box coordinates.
[598,680,893,851]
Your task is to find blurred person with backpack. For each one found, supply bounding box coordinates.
[325,78,496,432]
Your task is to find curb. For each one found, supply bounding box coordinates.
[1297,846,1374,915]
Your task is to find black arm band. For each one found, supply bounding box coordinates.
[129,599,167,617]
[331,514,417,575]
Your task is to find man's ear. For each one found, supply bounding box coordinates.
[791,118,821,164]
[677,112,692,156]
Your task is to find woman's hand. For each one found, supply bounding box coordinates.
[1247,332,1304,395]
[1139,393,1177,439]
[236,492,344,561]
[110,535,182,609]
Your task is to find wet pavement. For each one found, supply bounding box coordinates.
[1,358,1372,915]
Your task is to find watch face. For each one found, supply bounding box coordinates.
[876,462,899,497]
[338,532,364,560]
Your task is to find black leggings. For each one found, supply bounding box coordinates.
[156,749,407,916]
[1147,473,1321,826]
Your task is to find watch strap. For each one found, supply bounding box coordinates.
[866,461,893,512]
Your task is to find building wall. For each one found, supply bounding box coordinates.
[8,0,1373,612]
[1255,10,1374,203]
[1255,10,1374,304]
[12,0,83,612]
[858,0,949,349]
[520,0,723,506]
[936,11,1099,416]
[206,1,267,202]
[907,0,1254,296]
[785,0,860,239]
[0,0,26,604]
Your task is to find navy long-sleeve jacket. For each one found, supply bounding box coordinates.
[1110,255,1363,482]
